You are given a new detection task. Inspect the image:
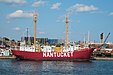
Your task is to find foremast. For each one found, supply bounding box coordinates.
[33,11,37,52]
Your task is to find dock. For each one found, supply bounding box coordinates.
[0,55,16,59]
[0,56,113,60]
[94,57,113,60]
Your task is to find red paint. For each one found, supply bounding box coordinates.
[11,48,94,61]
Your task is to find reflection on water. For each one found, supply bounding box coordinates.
[0,59,113,75]
[41,61,74,75]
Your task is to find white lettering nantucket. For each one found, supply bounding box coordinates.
[43,52,73,57]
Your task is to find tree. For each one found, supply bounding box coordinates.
[3,37,10,41]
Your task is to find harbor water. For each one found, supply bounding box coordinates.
[0,59,113,75]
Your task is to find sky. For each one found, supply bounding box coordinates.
[0,0,113,43]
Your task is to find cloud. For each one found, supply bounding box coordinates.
[51,3,61,9]
[39,31,46,34]
[13,27,21,31]
[7,10,33,18]
[7,21,11,23]
[66,3,98,15]
[90,11,104,14]
[0,0,26,4]
[56,15,75,24]
[109,12,113,16]
[32,0,45,7]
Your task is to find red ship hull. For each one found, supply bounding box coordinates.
[11,48,94,61]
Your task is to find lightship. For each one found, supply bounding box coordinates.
[11,10,94,61]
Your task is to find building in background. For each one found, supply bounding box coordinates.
[21,37,65,45]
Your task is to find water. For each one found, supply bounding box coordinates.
[0,59,113,75]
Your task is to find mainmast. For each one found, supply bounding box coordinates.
[33,11,37,51]
[65,16,69,48]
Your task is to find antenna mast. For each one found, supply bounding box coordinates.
[26,28,29,45]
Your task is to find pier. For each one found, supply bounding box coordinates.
[94,57,113,60]
[1,55,113,61]
[0,55,16,59]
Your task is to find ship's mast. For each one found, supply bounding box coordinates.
[65,16,69,48]
[33,11,37,51]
